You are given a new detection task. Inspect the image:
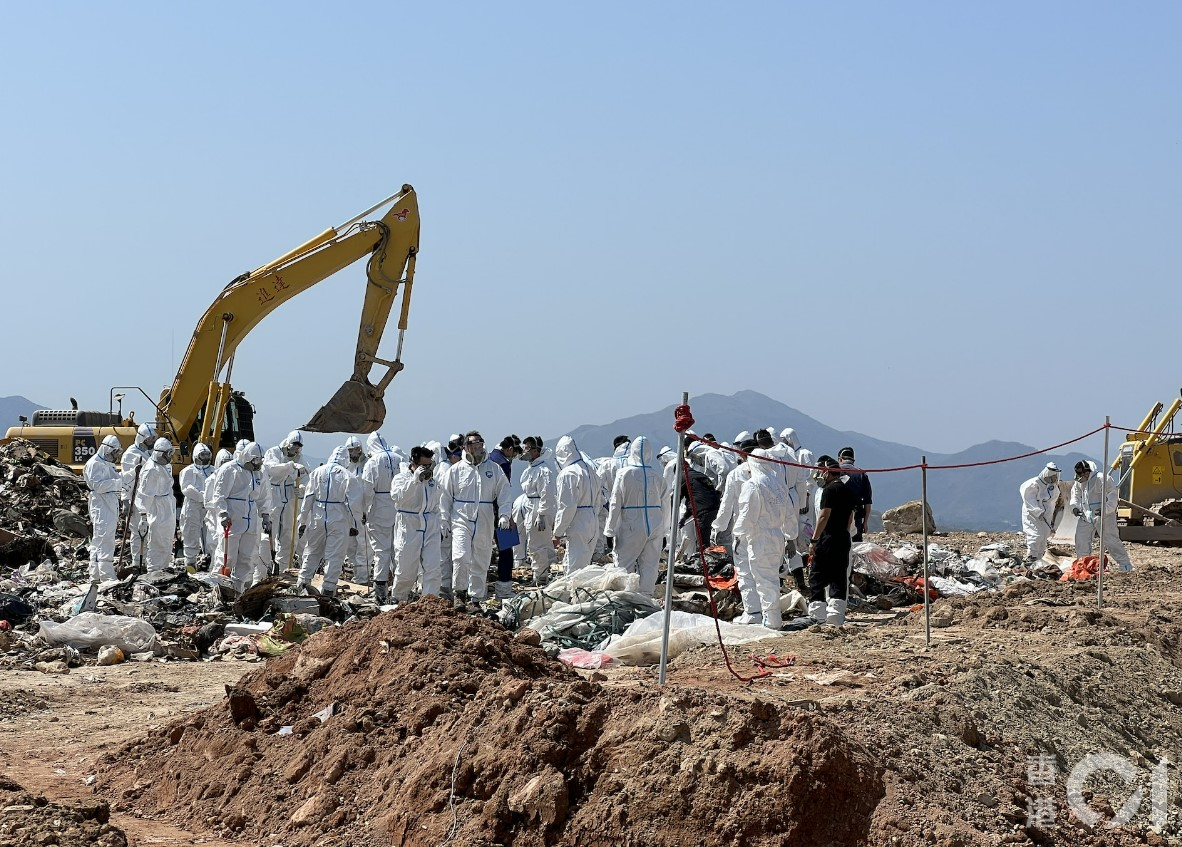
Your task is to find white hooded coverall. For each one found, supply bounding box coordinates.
[1070,461,1132,569]
[342,435,367,576]
[552,436,600,575]
[134,441,178,573]
[734,450,795,630]
[605,437,669,595]
[83,437,123,582]
[210,443,270,591]
[389,460,443,600]
[263,432,306,571]
[203,449,232,572]
[120,427,155,567]
[179,446,213,567]
[438,454,512,601]
[297,447,358,593]
[712,461,759,620]
[1019,468,1060,560]
[362,433,405,586]
[519,453,557,582]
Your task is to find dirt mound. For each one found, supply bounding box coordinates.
[99,596,884,846]
[0,777,126,846]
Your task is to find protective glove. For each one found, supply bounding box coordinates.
[119,498,128,517]
[604,536,614,553]
[361,513,367,525]
[799,507,809,515]
[498,515,511,530]
[1084,510,1095,523]
[440,523,452,539]
[298,524,306,538]
[1072,507,1082,517]
[534,515,547,532]
[219,513,231,530]
[295,464,308,477]
[349,527,359,537]
[262,516,273,534]
[417,467,432,482]
[709,530,719,547]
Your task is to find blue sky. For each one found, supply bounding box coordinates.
[1,3,1178,460]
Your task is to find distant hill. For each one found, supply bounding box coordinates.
[558,390,1089,531]
[0,396,45,432]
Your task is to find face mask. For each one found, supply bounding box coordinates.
[248,458,264,472]
[285,444,301,459]
[349,451,362,464]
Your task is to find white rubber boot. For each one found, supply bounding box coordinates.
[808,600,828,624]
[826,598,847,627]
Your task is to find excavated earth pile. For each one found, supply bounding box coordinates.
[98,596,884,847]
[0,778,126,847]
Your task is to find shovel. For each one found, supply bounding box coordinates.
[220,524,231,577]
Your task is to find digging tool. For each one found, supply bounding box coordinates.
[1119,498,1180,525]
[287,477,304,573]
[117,464,143,569]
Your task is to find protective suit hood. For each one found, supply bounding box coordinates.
[193,442,212,466]
[239,441,264,469]
[366,432,396,455]
[214,449,233,468]
[627,436,654,467]
[423,441,446,467]
[281,431,304,457]
[135,423,157,450]
[151,437,174,465]
[98,434,122,462]
[780,428,800,450]
[555,436,580,468]
[329,446,350,467]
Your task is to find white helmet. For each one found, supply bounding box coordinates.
[239,441,264,472]
[152,437,174,465]
[282,430,304,458]
[193,442,213,466]
[99,434,123,462]
[136,423,157,450]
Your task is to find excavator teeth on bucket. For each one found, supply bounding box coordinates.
[303,378,386,434]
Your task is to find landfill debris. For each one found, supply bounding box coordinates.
[603,610,782,665]
[0,777,127,847]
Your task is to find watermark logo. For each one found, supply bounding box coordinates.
[1027,752,1169,830]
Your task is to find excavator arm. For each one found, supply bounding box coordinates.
[159,184,419,447]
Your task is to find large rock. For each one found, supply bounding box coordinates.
[882,500,936,535]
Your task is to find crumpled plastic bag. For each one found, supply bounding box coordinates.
[38,612,157,653]
[852,543,905,577]
[602,611,781,666]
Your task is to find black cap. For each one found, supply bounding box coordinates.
[838,447,855,460]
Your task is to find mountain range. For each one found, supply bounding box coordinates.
[0,396,45,432]
[562,390,1090,531]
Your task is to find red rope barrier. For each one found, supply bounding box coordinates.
[681,425,1114,474]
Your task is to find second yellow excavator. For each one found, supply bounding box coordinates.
[4,185,421,472]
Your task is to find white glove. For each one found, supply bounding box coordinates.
[219,513,231,530]
[1084,510,1095,523]
[262,515,273,534]
[440,522,452,538]
[534,515,547,532]
[498,515,511,530]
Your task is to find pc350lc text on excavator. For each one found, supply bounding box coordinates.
[3,185,420,475]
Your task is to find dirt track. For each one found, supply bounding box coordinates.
[3,531,1182,846]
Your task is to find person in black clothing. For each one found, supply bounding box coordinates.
[488,435,522,600]
[838,446,873,542]
[679,461,721,560]
[808,455,857,626]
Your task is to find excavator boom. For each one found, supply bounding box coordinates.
[162,185,420,444]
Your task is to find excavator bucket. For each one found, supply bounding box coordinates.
[303,377,386,434]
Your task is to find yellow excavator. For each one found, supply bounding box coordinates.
[1112,391,1182,543]
[4,185,420,474]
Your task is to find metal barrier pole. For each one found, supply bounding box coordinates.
[1098,417,1109,609]
[922,456,930,647]
[659,392,689,686]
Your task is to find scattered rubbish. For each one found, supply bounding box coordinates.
[39,613,157,654]
[96,645,125,666]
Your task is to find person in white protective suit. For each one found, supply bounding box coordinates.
[518,436,557,586]
[83,435,124,582]
[362,432,406,601]
[734,449,797,630]
[595,437,630,558]
[1019,462,1062,561]
[178,443,214,569]
[134,438,178,572]
[296,447,359,597]
[389,445,442,604]
[780,428,815,564]
[711,442,760,623]
[203,449,233,571]
[605,436,670,595]
[120,423,157,567]
[438,431,513,606]
[430,439,460,600]
[765,430,808,589]
[210,442,271,591]
[551,436,600,575]
[342,435,368,580]
[1070,460,1133,570]
[263,431,308,572]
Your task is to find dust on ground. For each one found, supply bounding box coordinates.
[4,531,1182,846]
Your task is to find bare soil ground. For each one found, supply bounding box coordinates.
[3,531,1181,846]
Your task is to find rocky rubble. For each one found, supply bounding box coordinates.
[0,778,126,847]
[0,439,91,571]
